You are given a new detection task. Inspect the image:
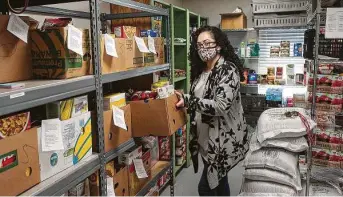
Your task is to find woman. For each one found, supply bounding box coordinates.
[175,26,249,196]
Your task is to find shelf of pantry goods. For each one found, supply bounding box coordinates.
[0,76,95,116]
[102,64,170,84]
[21,154,99,196]
[135,161,171,196]
[241,84,307,95]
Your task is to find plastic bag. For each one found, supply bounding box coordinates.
[243,168,302,191]
[300,181,342,196]
[257,108,316,143]
[250,132,308,153]
[238,192,292,196]
[241,180,297,196]
[243,148,299,178]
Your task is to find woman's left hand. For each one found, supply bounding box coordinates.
[175,91,184,108]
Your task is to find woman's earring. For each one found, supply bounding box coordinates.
[216,48,221,53]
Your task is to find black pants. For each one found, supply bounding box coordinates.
[198,158,230,196]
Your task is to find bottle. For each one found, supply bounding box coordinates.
[246,45,251,58]
[240,42,246,57]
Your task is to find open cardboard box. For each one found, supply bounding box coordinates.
[128,149,151,196]
[99,105,132,153]
[0,127,40,196]
[130,94,187,137]
[113,165,129,196]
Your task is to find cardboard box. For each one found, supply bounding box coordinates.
[100,35,134,74]
[89,171,100,196]
[143,38,155,67]
[38,112,92,181]
[102,105,132,153]
[113,26,137,38]
[0,111,31,140]
[103,93,126,111]
[130,94,187,137]
[133,38,144,68]
[30,27,90,79]
[0,15,33,83]
[46,95,88,121]
[220,13,247,30]
[128,150,151,196]
[0,127,40,196]
[119,145,142,166]
[113,166,129,196]
[154,37,165,65]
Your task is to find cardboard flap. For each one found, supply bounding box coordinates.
[113,166,128,196]
[0,128,40,196]
[166,94,187,135]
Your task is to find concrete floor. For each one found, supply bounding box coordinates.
[161,159,245,196]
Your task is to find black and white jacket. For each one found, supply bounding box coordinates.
[184,57,249,189]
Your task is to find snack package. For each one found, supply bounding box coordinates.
[270,46,280,57]
[308,93,342,113]
[314,126,343,151]
[312,148,342,168]
[41,18,72,30]
[0,112,31,140]
[308,75,343,94]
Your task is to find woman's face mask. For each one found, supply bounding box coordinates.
[197,47,217,62]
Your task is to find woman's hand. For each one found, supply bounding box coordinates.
[175,91,185,108]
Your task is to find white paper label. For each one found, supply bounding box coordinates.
[325,8,343,39]
[105,34,118,57]
[41,119,64,152]
[10,92,25,99]
[67,25,83,55]
[7,15,29,43]
[112,106,127,130]
[148,36,156,54]
[107,177,116,197]
[134,36,150,53]
[133,159,148,179]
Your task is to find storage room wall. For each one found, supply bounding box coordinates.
[182,0,252,27]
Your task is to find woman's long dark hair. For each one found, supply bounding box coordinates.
[189,26,244,82]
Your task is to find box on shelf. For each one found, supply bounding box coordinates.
[113,165,129,196]
[100,35,134,74]
[128,149,151,196]
[154,37,165,65]
[143,38,155,67]
[0,127,40,196]
[113,26,137,39]
[30,27,90,79]
[133,38,144,68]
[103,93,126,111]
[101,104,132,153]
[46,95,88,121]
[68,178,90,196]
[220,12,247,30]
[0,112,31,140]
[130,94,187,137]
[89,170,100,196]
[0,15,36,83]
[38,112,92,181]
[119,145,142,166]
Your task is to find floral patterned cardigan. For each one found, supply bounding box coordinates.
[183,57,249,189]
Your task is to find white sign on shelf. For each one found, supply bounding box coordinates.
[325,8,343,39]
[112,106,127,130]
[67,24,83,55]
[133,159,148,179]
[148,36,156,54]
[7,15,29,43]
[134,36,150,53]
[41,119,64,152]
[105,34,118,57]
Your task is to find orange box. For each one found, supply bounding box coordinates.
[0,127,40,196]
[128,150,151,196]
[113,165,129,196]
[220,13,247,30]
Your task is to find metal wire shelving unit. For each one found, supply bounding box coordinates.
[1,0,174,196]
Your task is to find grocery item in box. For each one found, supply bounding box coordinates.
[151,80,169,91]
[103,93,126,110]
[312,148,342,168]
[119,145,142,165]
[158,136,170,161]
[140,30,158,37]
[270,46,280,57]
[130,91,157,101]
[41,18,72,30]
[68,178,90,196]
[113,26,137,38]
[128,150,151,196]
[294,43,303,57]
[314,127,342,151]
[267,67,275,85]
[276,67,283,79]
[46,95,88,120]
[308,93,342,113]
[0,112,31,140]
[308,75,343,94]
[31,25,90,79]
[315,111,336,126]
[157,85,174,99]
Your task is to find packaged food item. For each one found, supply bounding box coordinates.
[103,93,126,110]
[308,93,342,113]
[270,46,280,57]
[248,71,258,84]
[118,145,142,165]
[0,112,31,140]
[308,75,343,94]
[267,67,275,84]
[158,136,170,161]
[113,26,137,38]
[316,111,336,126]
[258,75,268,84]
[242,69,249,84]
[243,168,302,191]
[294,43,303,57]
[314,126,342,151]
[276,67,283,79]
[140,29,158,37]
[241,180,297,196]
[130,91,157,101]
[280,49,290,57]
[312,148,342,168]
[156,85,174,99]
[151,80,169,91]
[128,149,151,195]
[68,179,90,196]
[46,95,88,120]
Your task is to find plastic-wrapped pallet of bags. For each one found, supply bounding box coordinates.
[257,108,316,143]
[250,131,308,153]
[240,180,297,196]
[243,168,302,191]
[243,148,299,178]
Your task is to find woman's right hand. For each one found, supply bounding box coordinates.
[175,91,185,108]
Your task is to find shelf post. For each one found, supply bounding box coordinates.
[89,0,106,195]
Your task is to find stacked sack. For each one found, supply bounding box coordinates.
[239,108,317,196]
